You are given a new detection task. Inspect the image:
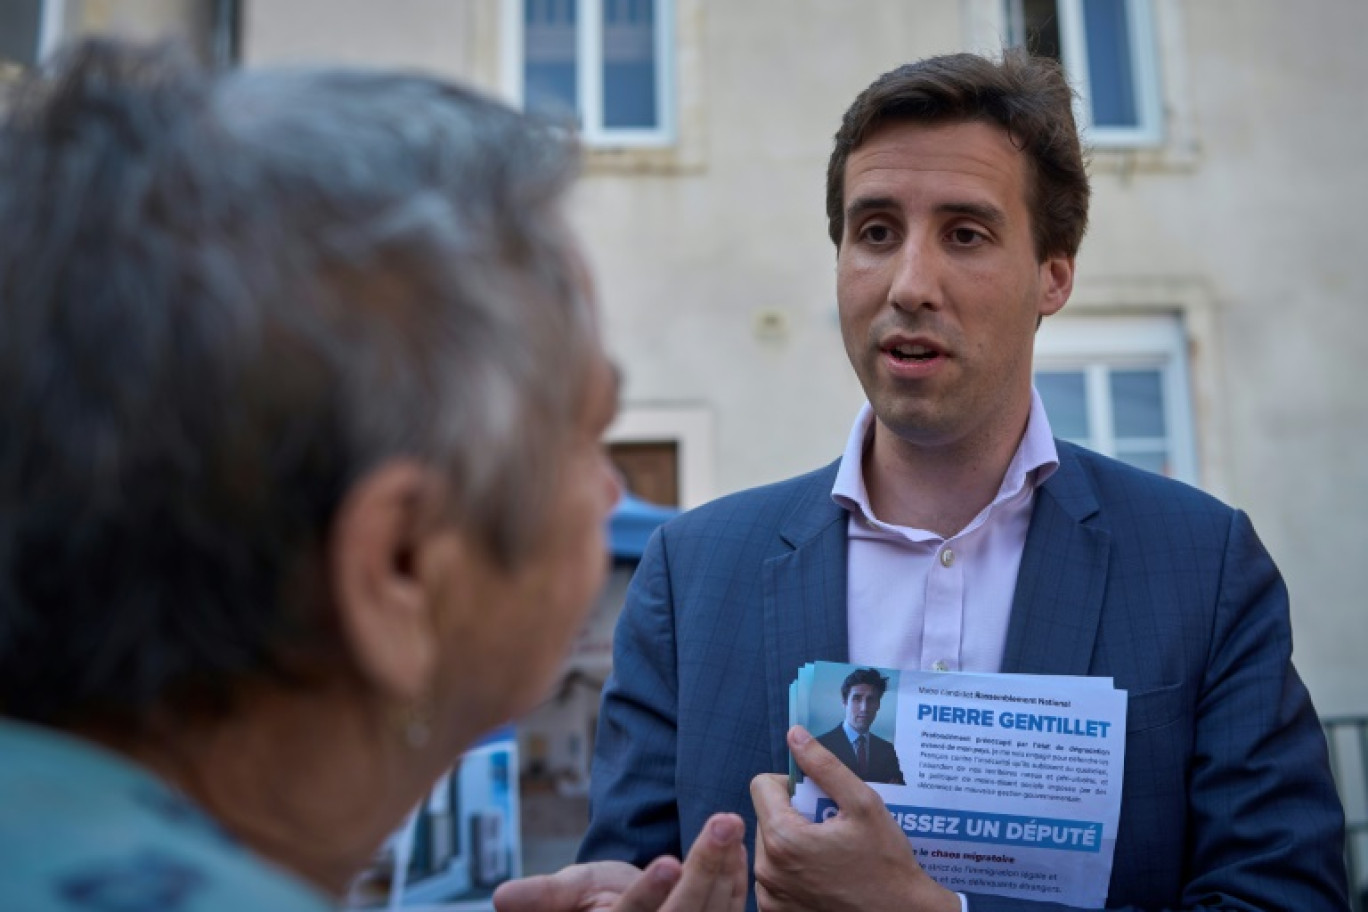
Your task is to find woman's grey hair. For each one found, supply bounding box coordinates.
[0,40,595,726]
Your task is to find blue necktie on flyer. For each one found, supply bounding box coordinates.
[856,734,868,776]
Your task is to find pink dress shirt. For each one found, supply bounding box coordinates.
[832,390,1059,674]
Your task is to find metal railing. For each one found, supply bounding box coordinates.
[1325,715,1368,912]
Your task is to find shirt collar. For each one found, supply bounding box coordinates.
[831,388,1059,535]
[841,721,864,744]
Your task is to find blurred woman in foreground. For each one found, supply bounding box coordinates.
[0,41,744,912]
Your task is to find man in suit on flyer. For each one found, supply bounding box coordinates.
[815,667,904,785]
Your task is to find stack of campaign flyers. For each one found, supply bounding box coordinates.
[345,728,519,911]
[789,661,1127,908]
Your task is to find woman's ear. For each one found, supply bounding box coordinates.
[328,461,447,702]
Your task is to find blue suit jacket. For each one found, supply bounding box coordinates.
[814,725,905,785]
[579,443,1348,910]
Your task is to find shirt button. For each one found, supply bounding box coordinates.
[933,660,949,672]
[940,548,955,567]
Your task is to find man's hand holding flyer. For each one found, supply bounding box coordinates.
[788,661,1128,907]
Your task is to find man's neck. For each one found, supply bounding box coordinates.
[863,411,1030,538]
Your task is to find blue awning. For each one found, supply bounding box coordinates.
[608,493,678,560]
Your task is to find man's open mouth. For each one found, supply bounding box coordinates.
[887,342,939,362]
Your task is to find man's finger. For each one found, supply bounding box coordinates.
[726,832,749,903]
[492,861,645,912]
[492,871,584,912]
[490,874,543,912]
[610,857,684,912]
[787,724,872,808]
[751,827,788,912]
[749,772,795,824]
[659,813,747,912]
[491,871,578,912]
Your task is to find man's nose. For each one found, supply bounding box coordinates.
[887,234,941,314]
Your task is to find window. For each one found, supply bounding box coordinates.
[609,441,679,506]
[1005,0,1162,146]
[0,0,63,69]
[605,405,713,508]
[1034,315,1197,483]
[507,0,674,147]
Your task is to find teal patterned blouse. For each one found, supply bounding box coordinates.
[0,719,333,911]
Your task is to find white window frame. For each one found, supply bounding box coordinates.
[1005,0,1164,148]
[605,404,713,509]
[1034,314,1198,484]
[502,0,676,148]
[37,0,64,61]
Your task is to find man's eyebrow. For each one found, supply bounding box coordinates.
[845,197,1007,228]
[938,201,1006,227]
[844,195,898,223]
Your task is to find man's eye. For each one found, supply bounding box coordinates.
[861,224,893,244]
[950,227,984,245]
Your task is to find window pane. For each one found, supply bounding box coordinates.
[0,2,43,68]
[1082,0,1138,127]
[602,0,658,129]
[1016,0,1063,62]
[1035,370,1090,440]
[1111,369,1165,437]
[525,0,578,125]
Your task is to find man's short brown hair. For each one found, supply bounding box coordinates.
[826,48,1090,261]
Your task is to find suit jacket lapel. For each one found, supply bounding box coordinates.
[1001,442,1111,676]
[823,728,858,767]
[763,463,849,772]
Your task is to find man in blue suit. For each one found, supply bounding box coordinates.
[567,50,1348,912]
[814,667,905,785]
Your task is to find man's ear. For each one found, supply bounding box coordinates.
[329,461,446,703]
[1038,254,1075,320]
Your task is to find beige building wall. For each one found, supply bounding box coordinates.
[38,0,1365,714]
[56,0,220,60]
[1056,2,1368,716]
[565,0,1368,715]
[241,0,501,86]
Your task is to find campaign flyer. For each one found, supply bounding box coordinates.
[791,661,1126,907]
